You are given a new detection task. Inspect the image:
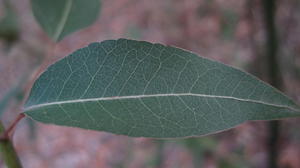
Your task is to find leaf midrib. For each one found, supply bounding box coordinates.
[53,0,73,41]
[24,93,300,112]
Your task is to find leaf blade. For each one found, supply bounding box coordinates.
[31,0,101,41]
[24,39,300,138]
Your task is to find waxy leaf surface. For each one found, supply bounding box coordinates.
[24,39,300,138]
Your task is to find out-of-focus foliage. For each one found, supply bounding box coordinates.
[31,0,101,41]
[0,0,19,44]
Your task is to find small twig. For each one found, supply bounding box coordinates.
[0,121,22,168]
[261,0,282,168]
[0,113,25,141]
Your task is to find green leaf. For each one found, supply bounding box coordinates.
[31,0,100,41]
[23,39,300,138]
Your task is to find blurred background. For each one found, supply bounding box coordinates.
[0,0,300,167]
